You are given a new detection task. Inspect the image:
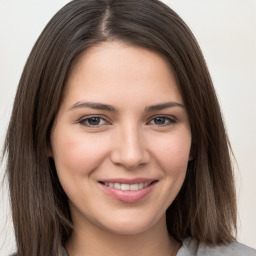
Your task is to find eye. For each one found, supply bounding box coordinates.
[148,116,176,126]
[79,116,108,127]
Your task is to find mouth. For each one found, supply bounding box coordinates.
[98,179,158,203]
[99,180,157,191]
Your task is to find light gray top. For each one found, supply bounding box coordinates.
[62,237,256,256]
[177,237,256,256]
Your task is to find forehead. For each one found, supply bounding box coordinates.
[62,42,183,108]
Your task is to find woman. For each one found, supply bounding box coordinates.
[3,0,256,255]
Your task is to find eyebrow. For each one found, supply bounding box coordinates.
[144,101,184,112]
[69,101,117,112]
[68,101,184,112]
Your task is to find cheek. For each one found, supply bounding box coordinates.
[150,130,191,174]
[51,129,110,176]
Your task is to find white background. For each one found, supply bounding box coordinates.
[0,0,255,254]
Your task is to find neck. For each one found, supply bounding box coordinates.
[66,215,181,256]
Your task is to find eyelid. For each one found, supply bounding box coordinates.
[77,114,177,127]
[146,115,177,125]
[78,115,111,127]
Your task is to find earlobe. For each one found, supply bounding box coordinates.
[189,146,194,161]
[47,149,53,158]
[47,143,53,157]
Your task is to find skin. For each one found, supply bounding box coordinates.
[50,42,192,256]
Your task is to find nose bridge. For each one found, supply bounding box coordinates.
[111,122,149,169]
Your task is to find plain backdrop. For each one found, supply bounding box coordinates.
[0,0,255,254]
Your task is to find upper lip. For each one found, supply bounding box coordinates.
[99,178,157,184]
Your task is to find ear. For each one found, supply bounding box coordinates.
[47,142,53,157]
[189,142,194,161]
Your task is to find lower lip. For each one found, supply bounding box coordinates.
[99,182,157,203]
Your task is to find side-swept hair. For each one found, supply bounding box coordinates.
[4,0,236,255]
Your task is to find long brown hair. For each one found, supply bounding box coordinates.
[4,0,236,255]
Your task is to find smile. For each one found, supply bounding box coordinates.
[103,182,151,191]
[99,179,158,203]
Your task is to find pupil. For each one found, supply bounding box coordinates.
[88,117,100,125]
[154,117,166,125]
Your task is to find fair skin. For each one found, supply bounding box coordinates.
[50,42,192,256]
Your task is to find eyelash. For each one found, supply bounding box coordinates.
[147,116,176,126]
[78,115,176,127]
[78,116,109,127]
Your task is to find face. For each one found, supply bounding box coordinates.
[50,42,192,235]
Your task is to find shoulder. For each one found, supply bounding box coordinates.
[177,237,256,256]
[61,246,68,256]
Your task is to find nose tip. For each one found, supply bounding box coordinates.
[113,150,147,170]
[110,131,150,169]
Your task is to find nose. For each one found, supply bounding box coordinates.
[110,124,150,169]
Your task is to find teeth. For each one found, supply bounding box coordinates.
[104,182,150,191]
[120,184,130,190]
[130,184,139,190]
[114,183,121,189]
[138,183,144,189]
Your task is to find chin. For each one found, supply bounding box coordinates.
[97,213,164,236]
[103,223,152,235]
